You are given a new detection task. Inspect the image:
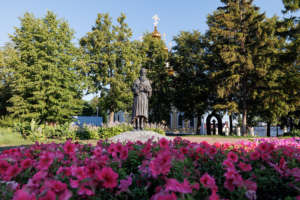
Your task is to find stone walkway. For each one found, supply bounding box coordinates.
[180,136,251,144]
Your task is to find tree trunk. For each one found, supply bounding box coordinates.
[242,109,247,136]
[267,122,271,137]
[196,115,202,135]
[109,111,114,124]
[229,114,233,135]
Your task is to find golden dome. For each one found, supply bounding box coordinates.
[152,26,161,38]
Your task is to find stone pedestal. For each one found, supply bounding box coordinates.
[249,127,254,136]
[225,127,229,136]
[283,126,288,134]
[236,127,241,136]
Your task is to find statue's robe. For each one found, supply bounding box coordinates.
[132,78,151,120]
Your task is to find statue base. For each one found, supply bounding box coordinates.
[109,131,171,143]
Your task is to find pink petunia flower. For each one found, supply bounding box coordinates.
[227,151,238,163]
[165,178,192,194]
[238,162,252,172]
[200,173,217,190]
[39,190,56,200]
[223,159,235,169]
[37,153,54,170]
[151,191,177,200]
[96,167,119,189]
[21,159,33,170]
[159,138,169,149]
[250,151,260,161]
[63,140,76,155]
[0,160,10,175]
[13,189,36,200]
[209,190,220,200]
[118,176,132,193]
[149,151,172,177]
[6,164,21,180]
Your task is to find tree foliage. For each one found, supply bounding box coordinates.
[8,11,84,123]
[80,13,141,124]
[206,0,281,135]
[170,31,210,133]
[139,33,170,123]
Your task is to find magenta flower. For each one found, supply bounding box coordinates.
[63,140,76,155]
[238,162,252,172]
[37,153,54,170]
[21,159,33,170]
[118,176,132,193]
[200,173,217,191]
[227,151,238,163]
[96,167,119,189]
[149,151,172,177]
[159,138,169,149]
[39,190,56,200]
[13,189,36,200]
[0,160,10,175]
[151,191,177,200]
[165,178,192,194]
[120,146,129,160]
[250,151,260,161]
[6,164,21,180]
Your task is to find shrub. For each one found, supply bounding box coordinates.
[0,138,299,200]
[284,129,300,137]
[13,120,76,142]
[99,122,133,139]
[0,116,16,128]
[76,124,99,140]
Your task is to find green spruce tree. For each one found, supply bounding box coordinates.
[8,11,84,123]
[207,0,276,135]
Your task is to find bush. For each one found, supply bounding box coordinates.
[144,122,166,135]
[0,116,16,128]
[0,138,299,199]
[99,122,133,139]
[76,124,99,140]
[13,120,76,142]
[285,129,300,137]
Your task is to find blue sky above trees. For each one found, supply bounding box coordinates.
[0,0,298,49]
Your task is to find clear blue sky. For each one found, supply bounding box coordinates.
[0,0,297,49]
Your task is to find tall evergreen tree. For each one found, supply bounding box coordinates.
[8,11,84,123]
[277,0,300,130]
[80,13,141,124]
[170,31,210,134]
[0,44,17,116]
[254,17,294,136]
[207,0,277,135]
[139,33,170,123]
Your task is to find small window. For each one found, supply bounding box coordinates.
[190,118,194,127]
[178,114,183,127]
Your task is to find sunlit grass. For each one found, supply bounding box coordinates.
[0,127,32,146]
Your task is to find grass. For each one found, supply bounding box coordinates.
[0,127,32,147]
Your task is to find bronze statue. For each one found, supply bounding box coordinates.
[132,68,152,130]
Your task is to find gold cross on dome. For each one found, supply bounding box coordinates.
[152,14,160,27]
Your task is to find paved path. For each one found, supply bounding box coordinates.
[180,136,251,144]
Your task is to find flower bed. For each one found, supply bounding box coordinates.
[0,137,299,200]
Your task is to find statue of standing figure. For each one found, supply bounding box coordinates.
[132,68,152,130]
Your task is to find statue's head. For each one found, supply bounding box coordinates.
[140,68,147,77]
